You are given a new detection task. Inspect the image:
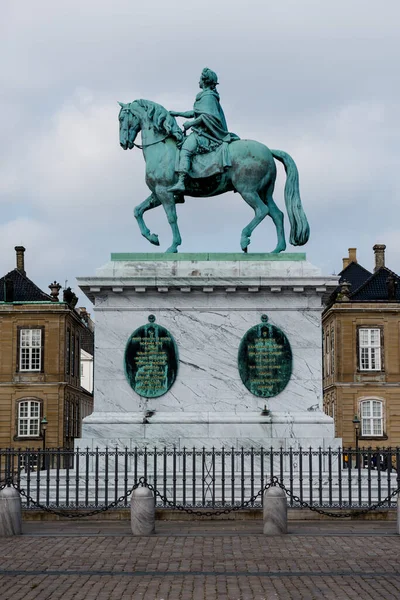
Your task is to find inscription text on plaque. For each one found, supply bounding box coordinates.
[124,315,179,398]
[238,314,292,398]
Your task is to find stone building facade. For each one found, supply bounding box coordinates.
[0,247,94,450]
[323,244,400,449]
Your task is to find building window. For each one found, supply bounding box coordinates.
[361,399,383,436]
[71,335,75,377]
[66,328,71,375]
[19,328,42,371]
[359,328,381,371]
[76,336,80,382]
[18,400,40,437]
[331,328,335,374]
[325,331,331,376]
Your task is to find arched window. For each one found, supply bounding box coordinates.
[18,399,41,437]
[360,399,383,437]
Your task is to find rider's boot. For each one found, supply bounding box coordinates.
[168,172,186,193]
[168,148,192,193]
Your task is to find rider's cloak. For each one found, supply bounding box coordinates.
[192,89,239,143]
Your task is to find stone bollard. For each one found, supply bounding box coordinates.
[0,486,22,536]
[263,486,287,535]
[131,486,155,536]
[397,493,400,535]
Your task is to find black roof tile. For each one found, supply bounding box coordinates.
[338,262,372,293]
[350,267,400,302]
[325,262,372,306]
[0,269,52,302]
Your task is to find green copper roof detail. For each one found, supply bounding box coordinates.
[110,252,306,262]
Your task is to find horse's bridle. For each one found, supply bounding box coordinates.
[132,135,169,150]
[122,106,171,150]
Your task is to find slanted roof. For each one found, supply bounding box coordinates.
[350,266,400,302]
[0,269,52,302]
[338,261,372,293]
[325,261,372,307]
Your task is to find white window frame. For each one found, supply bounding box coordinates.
[19,328,42,372]
[360,399,384,437]
[18,400,41,437]
[359,328,381,371]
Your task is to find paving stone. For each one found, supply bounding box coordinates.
[0,520,399,598]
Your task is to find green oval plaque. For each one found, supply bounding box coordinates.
[124,315,179,398]
[238,314,292,398]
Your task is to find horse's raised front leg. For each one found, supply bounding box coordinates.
[237,190,269,252]
[133,194,161,246]
[156,190,182,253]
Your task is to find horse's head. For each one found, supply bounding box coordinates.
[118,102,140,150]
[119,99,183,151]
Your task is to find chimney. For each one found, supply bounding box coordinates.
[78,307,89,323]
[348,248,357,264]
[15,246,26,276]
[342,248,357,270]
[373,244,386,272]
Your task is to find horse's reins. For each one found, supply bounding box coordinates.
[122,106,183,150]
[132,135,169,150]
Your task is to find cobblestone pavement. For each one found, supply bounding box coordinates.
[0,521,400,599]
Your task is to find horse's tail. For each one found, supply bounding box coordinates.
[271,149,310,246]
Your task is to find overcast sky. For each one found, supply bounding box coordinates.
[1,0,399,306]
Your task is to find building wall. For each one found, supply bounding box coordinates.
[0,303,93,449]
[323,303,400,448]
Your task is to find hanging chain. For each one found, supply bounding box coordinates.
[144,479,275,517]
[0,477,14,492]
[274,479,400,518]
[2,475,399,520]
[5,480,141,519]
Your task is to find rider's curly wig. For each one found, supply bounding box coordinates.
[136,99,183,143]
[201,68,218,89]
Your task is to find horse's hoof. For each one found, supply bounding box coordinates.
[240,236,250,252]
[243,247,248,253]
[165,246,178,254]
[271,243,286,254]
[149,234,160,246]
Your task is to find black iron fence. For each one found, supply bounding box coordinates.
[1,446,400,511]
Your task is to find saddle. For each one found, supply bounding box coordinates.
[175,142,233,179]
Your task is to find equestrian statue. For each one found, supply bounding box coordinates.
[118,68,310,253]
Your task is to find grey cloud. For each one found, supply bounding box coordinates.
[1,0,400,296]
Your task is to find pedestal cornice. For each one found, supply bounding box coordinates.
[77,253,338,304]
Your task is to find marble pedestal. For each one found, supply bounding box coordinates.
[77,252,341,450]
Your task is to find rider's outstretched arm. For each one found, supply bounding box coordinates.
[170,110,195,118]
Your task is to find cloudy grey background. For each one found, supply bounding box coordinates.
[1,0,399,304]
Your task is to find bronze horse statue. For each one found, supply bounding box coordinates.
[118,99,310,253]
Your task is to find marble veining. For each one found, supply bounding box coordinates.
[130,487,155,536]
[263,487,287,535]
[78,257,340,450]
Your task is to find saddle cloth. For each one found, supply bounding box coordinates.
[175,142,233,179]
